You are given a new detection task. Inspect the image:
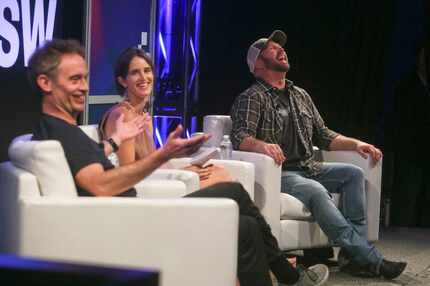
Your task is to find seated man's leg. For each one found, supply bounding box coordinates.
[302,247,335,267]
[185,182,279,259]
[313,162,367,238]
[281,173,383,272]
[237,215,272,286]
[185,182,300,285]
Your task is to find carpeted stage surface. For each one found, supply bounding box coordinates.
[326,227,430,285]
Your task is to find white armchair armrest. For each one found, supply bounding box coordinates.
[168,158,255,197]
[320,150,382,186]
[232,150,282,240]
[18,197,238,286]
[134,179,187,198]
[141,169,200,195]
[321,150,382,241]
[207,159,254,199]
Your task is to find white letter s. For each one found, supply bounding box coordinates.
[0,0,20,68]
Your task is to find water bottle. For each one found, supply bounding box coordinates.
[219,135,233,160]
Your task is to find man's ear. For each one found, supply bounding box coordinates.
[36,74,53,94]
[254,57,264,70]
[117,76,127,89]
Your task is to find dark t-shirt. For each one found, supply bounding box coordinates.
[274,88,308,169]
[32,114,136,197]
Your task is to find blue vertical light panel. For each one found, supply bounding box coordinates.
[153,0,201,146]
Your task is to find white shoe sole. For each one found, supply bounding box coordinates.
[309,265,329,286]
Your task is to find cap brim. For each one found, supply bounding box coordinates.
[267,30,287,47]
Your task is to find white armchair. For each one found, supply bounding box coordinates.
[203,115,382,251]
[0,133,238,286]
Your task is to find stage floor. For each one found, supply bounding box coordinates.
[326,227,430,285]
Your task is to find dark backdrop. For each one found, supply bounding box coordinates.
[199,0,392,143]
[1,0,429,226]
[198,0,430,226]
[0,0,85,162]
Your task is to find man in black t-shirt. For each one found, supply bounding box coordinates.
[27,39,331,286]
[32,113,139,196]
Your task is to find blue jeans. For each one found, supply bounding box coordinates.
[281,162,383,271]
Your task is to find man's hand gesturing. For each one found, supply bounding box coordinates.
[161,125,210,160]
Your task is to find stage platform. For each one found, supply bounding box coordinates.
[326,227,430,285]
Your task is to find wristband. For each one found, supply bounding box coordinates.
[107,138,119,152]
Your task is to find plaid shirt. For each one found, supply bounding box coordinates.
[230,79,338,175]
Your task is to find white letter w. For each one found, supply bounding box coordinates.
[21,0,57,66]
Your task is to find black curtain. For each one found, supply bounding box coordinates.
[199,0,429,227]
[383,0,430,227]
[0,1,85,162]
[199,0,392,143]
[199,0,430,226]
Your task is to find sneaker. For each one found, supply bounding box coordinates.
[338,248,379,278]
[337,248,350,268]
[286,264,329,286]
[339,254,407,279]
[340,261,379,278]
[379,259,407,280]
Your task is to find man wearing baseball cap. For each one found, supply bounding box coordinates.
[230,30,407,279]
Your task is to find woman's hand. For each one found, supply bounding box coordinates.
[183,164,212,180]
[184,164,233,188]
[111,113,146,144]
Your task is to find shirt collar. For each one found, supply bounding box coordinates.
[255,78,294,93]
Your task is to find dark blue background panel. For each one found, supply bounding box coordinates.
[89,0,153,96]
[88,103,117,125]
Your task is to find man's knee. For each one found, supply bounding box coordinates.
[187,182,250,204]
[344,164,365,182]
[210,181,244,192]
[217,182,250,200]
[284,176,331,205]
[304,181,330,197]
[226,181,246,192]
[307,184,334,207]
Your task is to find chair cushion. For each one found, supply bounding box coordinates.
[8,135,77,197]
[280,192,341,221]
[79,124,100,143]
[280,193,313,220]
